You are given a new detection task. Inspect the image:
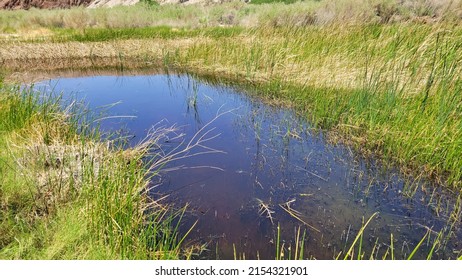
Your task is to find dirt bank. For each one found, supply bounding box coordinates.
[0,0,92,9]
[0,0,229,9]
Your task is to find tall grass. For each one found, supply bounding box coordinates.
[334,211,462,260]
[161,23,462,189]
[272,212,453,260]
[51,26,243,42]
[1,0,461,35]
[0,83,194,259]
[2,0,462,259]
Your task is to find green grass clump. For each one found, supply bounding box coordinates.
[51,26,243,42]
[0,83,190,259]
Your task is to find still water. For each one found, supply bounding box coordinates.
[37,73,461,259]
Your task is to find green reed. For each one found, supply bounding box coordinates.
[0,84,191,259]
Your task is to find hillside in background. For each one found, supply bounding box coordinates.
[0,0,92,9]
[0,0,145,9]
[0,0,236,9]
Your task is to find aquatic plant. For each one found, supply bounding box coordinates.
[0,83,211,259]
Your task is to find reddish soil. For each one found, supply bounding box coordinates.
[0,0,92,9]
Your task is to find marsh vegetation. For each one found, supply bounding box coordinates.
[1,0,462,259]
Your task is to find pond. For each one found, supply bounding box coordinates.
[35,71,461,259]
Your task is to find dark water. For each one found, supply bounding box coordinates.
[37,73,461,259]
